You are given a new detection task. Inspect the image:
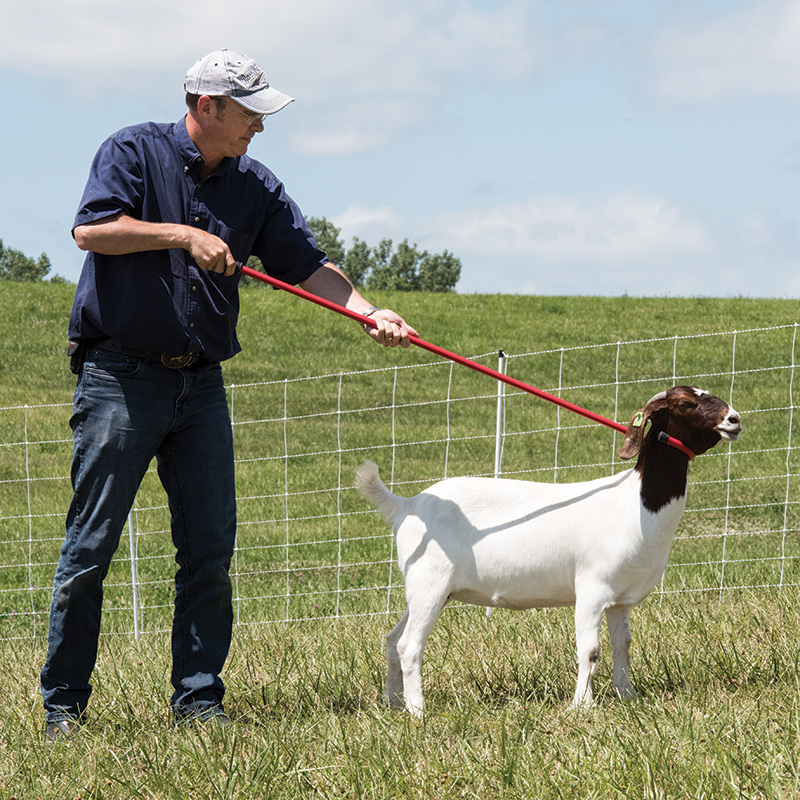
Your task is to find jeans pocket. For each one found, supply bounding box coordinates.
[82,348,144,378]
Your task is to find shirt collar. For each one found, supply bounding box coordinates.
[175,115,235,178]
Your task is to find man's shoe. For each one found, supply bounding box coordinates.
[175,705,231,727]
[45,717,81,743]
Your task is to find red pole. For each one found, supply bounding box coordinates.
[239,265,695,459]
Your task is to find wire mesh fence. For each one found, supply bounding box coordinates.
[1,323,797,642]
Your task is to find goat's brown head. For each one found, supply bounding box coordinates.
[619,386,742,461]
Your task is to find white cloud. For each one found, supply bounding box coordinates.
[431,193,712,265]
[651,0,800,104]
[1,0,541,154]
[332,205,404,242]
[278,0,542,155]
[292,128,385,159]
[324,194,797,297]
[329,193,726,296]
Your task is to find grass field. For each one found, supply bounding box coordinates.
[5,593,800,798]
[1,281,799,798]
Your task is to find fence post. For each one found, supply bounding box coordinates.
[488,351,507,621]
[779,323,798,591]
[127,513,140,644]
[494,351,507,479]
[24,405,37,639]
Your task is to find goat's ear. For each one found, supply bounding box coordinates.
[619,409,647,460]
[618,391,669,460]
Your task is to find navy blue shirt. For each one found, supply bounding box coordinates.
[69,116,328,362]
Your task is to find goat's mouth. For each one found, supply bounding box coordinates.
[717,425,742,442]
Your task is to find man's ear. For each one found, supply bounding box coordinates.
[195,95,215,118]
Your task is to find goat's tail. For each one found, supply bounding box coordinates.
[355,461,406,525]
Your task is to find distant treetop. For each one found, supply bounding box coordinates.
[0,239,68,283]
[306,217,461,293]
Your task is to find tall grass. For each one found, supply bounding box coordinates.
[4,593,800,798]
[1,282,799,797]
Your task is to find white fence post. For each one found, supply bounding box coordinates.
[127,513,140,644]
[494,350,507,480]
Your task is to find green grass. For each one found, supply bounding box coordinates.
[5,592,800,798]
[1,282,799,797]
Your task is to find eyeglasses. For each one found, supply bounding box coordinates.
[235,107,267,125]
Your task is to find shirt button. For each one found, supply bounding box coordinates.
[194,216,200,222]
[184,166,189,172]
[190,322,195,328]
[192,285,197,292]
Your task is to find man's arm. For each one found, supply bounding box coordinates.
[73,213,238,276]
[74,219,417,347]
[300,263,418,349]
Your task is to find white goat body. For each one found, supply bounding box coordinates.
[385,469,683,611]
[356,386,742,715]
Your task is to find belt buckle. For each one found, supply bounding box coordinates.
[161,353,195,369]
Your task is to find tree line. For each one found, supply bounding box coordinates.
[0,240,66,283]
[305,217,460,292]
[2,218,461,292]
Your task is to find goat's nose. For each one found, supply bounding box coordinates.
[726,412,742,430]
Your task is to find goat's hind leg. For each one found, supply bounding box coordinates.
[606,605,635,700]
[395,589,448,717]
[385,610,409,708]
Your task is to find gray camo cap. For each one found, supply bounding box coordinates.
[184,49,294,116]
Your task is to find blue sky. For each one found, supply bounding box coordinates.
[1,0,799,296]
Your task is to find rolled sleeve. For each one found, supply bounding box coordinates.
[72,135,144,234]
[251,185,328,285]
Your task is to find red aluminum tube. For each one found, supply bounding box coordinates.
[239,264,695,459]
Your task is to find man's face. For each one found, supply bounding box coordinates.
[210,98,265,158]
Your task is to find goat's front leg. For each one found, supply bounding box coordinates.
[606,605,635,700]
[572,596,606,707]
[385,610,409,708]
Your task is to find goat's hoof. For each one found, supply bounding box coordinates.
[399,698,424,718]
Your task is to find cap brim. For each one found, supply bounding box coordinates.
[235,87,295,116]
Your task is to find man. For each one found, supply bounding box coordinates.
[40,49,417,741]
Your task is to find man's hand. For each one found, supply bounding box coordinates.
[300,264,419,348]
[186,229,238,276]
[364,308,418,348]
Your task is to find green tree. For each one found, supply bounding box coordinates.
[364,239,462,293]
[367,239,420,291]
[303,218,461,292]
[342,237,372,288]
[417,250,462,293]
[0,240,53,282]
[306,216,345,267]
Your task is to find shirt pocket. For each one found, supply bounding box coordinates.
[206,219,256,266]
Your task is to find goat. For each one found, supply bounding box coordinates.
[355,386,742,715]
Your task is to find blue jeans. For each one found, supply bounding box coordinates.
[40,347,236,721]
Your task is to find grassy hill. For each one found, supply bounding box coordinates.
[2,281,798,405]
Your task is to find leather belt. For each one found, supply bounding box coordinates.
[97,339,205,369]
